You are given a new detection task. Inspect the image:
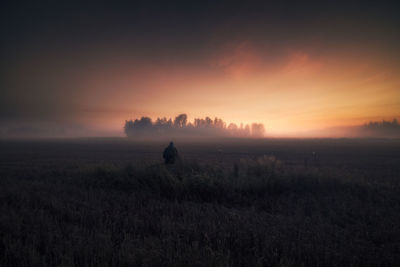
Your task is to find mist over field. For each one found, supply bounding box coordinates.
[1,0,400,266]
[298,119,400,139]
[1,117,399,139]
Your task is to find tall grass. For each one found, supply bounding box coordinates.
[1,156,399,266]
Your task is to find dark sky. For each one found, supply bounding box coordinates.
[1,0,399,137]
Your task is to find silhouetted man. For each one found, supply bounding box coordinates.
[163,141,178,164]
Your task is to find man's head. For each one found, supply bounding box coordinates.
[169,141,174,146]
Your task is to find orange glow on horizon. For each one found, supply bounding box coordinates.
[42,42,400,137]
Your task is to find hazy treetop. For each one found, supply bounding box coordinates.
[125,114,265,138]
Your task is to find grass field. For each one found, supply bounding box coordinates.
[1,138,400,266]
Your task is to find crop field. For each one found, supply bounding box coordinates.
[0,138,400,266]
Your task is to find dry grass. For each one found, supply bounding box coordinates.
[0,139,400,266]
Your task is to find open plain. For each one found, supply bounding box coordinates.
[1,138,400,266]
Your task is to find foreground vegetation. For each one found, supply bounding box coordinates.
[1,139,400,266]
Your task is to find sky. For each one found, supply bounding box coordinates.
[1,0,399,137]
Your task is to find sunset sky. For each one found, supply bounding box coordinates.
[1,1,399,137]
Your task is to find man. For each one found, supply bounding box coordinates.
[163,141,179,164]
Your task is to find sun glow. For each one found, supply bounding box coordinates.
[71,42,400,136]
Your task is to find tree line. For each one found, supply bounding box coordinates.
[124,114,265,138]
[361,119,400,137]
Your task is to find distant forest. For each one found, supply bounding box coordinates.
[361,119,400,138]
[124,114,265,138]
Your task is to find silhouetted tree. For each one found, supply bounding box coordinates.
[205,117,213,127]
[124,114,265,138]
[361,119,400,137]
[251,123,265,137]
[214,118,225,129]
[228,123,238,130]
[155,117,168,126]
[125,117,153,137]
[174,114,188,128]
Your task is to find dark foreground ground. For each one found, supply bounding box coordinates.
[0,138,400,266]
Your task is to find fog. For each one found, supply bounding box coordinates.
[124,114,265,139]
[292,119,400,139]
[1,116,399,140]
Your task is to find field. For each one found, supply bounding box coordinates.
[1,138,400,266]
